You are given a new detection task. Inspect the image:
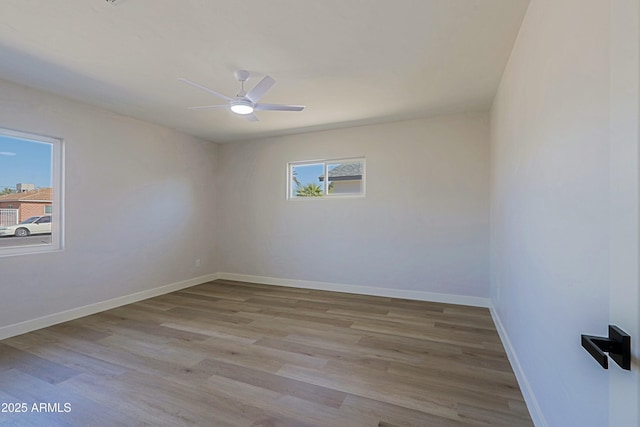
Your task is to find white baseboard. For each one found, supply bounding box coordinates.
[0,272,490,341]
[0,273,219,341]
[490,306,547,427]
[217,272,491,308]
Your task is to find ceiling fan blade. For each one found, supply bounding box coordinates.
[187,105,228,110]
[246,113,260,122]
[178,78,233,102]
[245,75,275,103]
[255,103,305,112]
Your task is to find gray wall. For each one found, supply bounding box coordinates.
[216,113,491,299]
[0,79,219,329]
[490,0,611,425]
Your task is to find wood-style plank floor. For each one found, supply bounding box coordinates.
[0,279,533,426]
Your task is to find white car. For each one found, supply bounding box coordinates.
[0,215,52,237]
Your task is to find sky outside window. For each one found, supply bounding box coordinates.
[0,135,52,190]
[292,163,345,187]
[292,163,323,188]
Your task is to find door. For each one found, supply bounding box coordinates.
[32,215,51,235]
[609,1,639,426]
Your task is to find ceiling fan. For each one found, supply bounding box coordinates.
[178,70,304,122]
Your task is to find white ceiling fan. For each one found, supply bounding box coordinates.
[178,70,304,122]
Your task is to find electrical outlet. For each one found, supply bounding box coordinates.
[195,259,201,268]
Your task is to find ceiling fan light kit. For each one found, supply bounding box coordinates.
[179,70,304,121]
[229,99,255,115]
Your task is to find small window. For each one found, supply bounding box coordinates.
[0,127,64,257]
[37,216,51,224]
[288,158,365,199]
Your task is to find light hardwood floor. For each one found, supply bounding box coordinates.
[0,279,533,426]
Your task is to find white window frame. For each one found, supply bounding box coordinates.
[0,127,64,257]
[287,157,366,200]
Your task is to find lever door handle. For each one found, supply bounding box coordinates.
[581,325,631,370]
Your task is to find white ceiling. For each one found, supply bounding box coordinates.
[0,0,529,143]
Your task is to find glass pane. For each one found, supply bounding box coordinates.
[0,133,53,245]
[290,163,325,197]
[327,160,364,195]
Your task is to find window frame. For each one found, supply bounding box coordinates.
[286,157,366,200]
[0,127,64,258]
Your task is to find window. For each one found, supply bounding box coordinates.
[0,127,64,257]
[287,158,365,199]
[37,216,51,224]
